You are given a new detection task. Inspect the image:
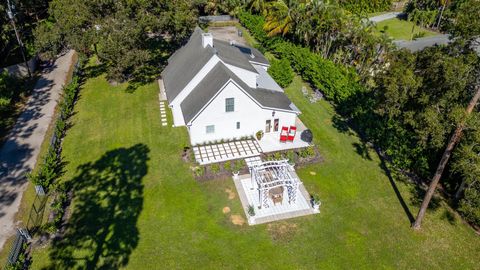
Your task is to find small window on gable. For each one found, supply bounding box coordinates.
[236,122,240,129]
[225,98,234,112]
[206,125,215,134]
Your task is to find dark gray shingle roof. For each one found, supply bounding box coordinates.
[162,27,214,102]
[163,27,272,103]
[181,63,296,124]
[213,39,258,73]
[234,44,269,65]
[180,63,231,124]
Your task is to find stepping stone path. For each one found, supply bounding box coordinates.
[159,100,168,126]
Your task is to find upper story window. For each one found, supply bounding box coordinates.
[225,98,234,112]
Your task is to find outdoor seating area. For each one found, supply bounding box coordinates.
[234,158,318,225]
[258,118,311,153]
[279,126,296,143]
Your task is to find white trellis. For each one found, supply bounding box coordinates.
[249,159,301,209]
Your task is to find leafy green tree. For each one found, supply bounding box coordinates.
[447,0,480,44]
[34,0,198,82]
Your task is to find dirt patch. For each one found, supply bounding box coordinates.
[222,206,231,214]
[225,188,236,200]
[267,222,298,242]
[230,214,245,226]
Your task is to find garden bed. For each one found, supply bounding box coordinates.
[189,145,322,181]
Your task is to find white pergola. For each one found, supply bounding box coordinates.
[249,160,301,209]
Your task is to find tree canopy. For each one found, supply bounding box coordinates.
[34,0,199,82]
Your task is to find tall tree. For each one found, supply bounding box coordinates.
[263,0,309,37]
[412,84,480,229]
[34,0,198,81]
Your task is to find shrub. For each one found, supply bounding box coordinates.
[256,130,264,140]
[338,0,392,14]
[458,182,480,225]
[286,150,296,163]
[233,159,245,172]
[273,152,282,160]
[247,204,256,216]
[268,58,294,87]
[210,163,220,174]
[311,193,321,204]
[224,161,232,172]
[192,166,205,177]
[299,146,315,158]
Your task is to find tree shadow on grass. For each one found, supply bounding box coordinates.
[42,144,149,269]
[352,142,372,160]
[374,148,416,224]
[83,63,107,79]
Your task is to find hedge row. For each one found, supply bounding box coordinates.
[28,56,85,232]
[338,0,392,15]
[238,11,364,103]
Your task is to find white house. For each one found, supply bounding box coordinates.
[162,27,301,145]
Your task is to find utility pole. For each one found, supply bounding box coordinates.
[6,0,32,78]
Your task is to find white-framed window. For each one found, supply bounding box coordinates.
[206,125,215,134]
[236,122,240,129]
[225,98,235,112]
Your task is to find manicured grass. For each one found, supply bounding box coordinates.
[30,64,480,269]
[375,18,438,40]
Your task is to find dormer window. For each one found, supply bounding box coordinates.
[225,98,234,112]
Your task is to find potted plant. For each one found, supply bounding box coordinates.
[311,193,321,212]
[247,204,256,224]
[256,130,264,140]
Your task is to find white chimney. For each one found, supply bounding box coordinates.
[202,33,213,48]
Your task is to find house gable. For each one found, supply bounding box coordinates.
[182,63,298,126]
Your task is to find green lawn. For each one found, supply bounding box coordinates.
[375,18,438,40]
[30,63,480,269]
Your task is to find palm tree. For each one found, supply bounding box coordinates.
[248,0,268,14]
[263,0,310,37]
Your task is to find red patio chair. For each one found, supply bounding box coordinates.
[288,126,297,142]
[280,126,288,142]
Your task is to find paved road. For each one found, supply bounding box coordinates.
[394,34,451,52]
[369,12,403,23]
[0,50,75,251]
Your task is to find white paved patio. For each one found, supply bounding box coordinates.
[257,118,311,153]
[193,139,262,165]
[233,173,318,225]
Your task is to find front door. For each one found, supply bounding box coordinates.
[265,120,271,133]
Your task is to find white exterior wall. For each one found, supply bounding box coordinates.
[170,55,220,126]
[225,63,258,88]
[188,81,297,145]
